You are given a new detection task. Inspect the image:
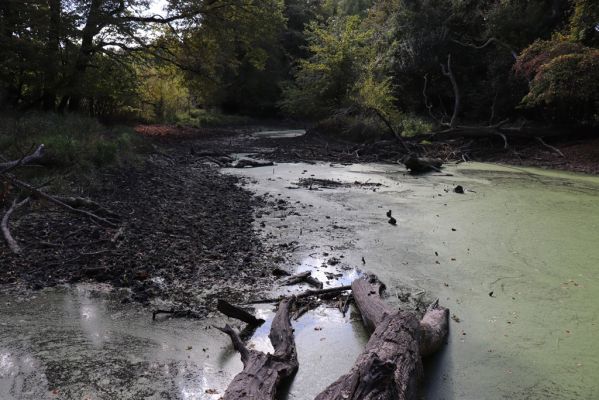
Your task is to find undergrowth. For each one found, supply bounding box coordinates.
[0,112,144,171]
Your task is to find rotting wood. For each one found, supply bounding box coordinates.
[314,274,449,400]
[1,197,30,254]
[217,299,265,326]
[216,297,298,400]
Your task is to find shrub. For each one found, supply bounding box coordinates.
[0,113,139,170]
[515,41,599,124]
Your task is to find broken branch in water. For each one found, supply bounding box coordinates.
[217,299,265,326]
[314,274,449,400]
[216,297,298,400]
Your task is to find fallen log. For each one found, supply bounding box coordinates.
[217,297,298,400]
[1,197,30,254]
[315,275,449,400]
[217,299,265,326]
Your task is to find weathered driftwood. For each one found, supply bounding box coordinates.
[217,297,298,400]
[1,197,30,254]
[314,275,449,400]
[217,299,265,326]
[282,271,324,289]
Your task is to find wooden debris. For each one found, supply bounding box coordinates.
[217,299,265,326]
[314,274,449,400]
[216,297,298,400]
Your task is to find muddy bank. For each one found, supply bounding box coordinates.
[0,149,282,310]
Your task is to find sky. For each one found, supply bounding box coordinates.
[146,0,169,17]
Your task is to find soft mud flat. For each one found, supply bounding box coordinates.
[228,161,599,400]
[1,160,598,399]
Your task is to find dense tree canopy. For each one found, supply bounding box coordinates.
[0,0,597,129]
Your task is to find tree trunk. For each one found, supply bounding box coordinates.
[42,0,61,111]
[314,275,449,400]
[217,297,298,400]
[65,0,103,112]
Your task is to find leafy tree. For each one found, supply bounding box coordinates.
[280,16,372,118]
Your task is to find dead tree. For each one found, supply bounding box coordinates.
[314,275,449,400]
[216,297,298,400]
[440,54,460,130]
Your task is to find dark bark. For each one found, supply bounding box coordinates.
[65,0,103,112]
[217,299,265,326]
[314,275,449,400]
[217,297,298,400]
[42,0,61,111]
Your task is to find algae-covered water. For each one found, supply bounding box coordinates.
[1,161,598,399]
[229,161,599,400]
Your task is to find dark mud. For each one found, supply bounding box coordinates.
[0,146,283,311]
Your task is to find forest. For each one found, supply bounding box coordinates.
[1,0,597,131]
[1,1,599,400]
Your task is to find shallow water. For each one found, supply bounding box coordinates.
[1,160,598,399]
[228,161,599,400]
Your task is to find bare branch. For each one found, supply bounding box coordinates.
[2,197,30,254]
[536,137,565,157]
[0,145,45,173]
[440,54,460,129]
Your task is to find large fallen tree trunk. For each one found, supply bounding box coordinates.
[217,297,298,400]
[315,275,449,400]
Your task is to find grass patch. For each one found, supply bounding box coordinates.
[0,112,144,171]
